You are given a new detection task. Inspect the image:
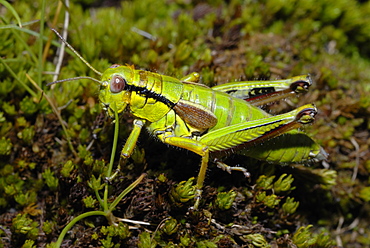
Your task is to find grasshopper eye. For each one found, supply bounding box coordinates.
[110,75,126,93]
[110,64,121,68]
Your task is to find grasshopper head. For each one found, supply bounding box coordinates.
[48,29,134,118]
[99,64,135,117]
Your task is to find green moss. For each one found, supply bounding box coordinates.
[0,137,12,155]
[60,160,75,177]
[170,177,196,205]
[100,222,130,240]
[243,234,269,247]
[138,231,157,248]
[282,197,299,215]
[215,190,237,211]
[273,174,295,193]
[2,0,370,246]
[11,214,39,241]
[162,218,179,236]
[292,225,317,248]
[256,191,281,208]
[41,221,55,235]
[42,168,59,191]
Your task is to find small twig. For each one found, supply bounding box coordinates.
[151,217,171,243]
[350,137,360,182]
[335,215,344,247]
[335,206,363,235]
[115,217,151,226]
[56,99,73,111]
[42,0,63,63]
[86,139,95,151]
[210,218,226,231]
[131,27,157,41]
[52,0,70,83]
[131,27,174,49]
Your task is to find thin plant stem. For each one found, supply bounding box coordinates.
[109,173,146,212]
[1,58,38,98]
[94,186,104,207]
[1,25,62,50]
[0,0,22,27]
[52,0,70,82]
[38,0,46,86]
[42,0,63,63]
[107,102,120,178]
[55,210,106,247]
[103,103,120,211]
[103,185,109,212]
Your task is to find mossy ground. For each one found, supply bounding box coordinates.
[1,0,370,247]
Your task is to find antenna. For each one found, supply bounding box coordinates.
[51,28,102,76]
[46,76,103,86]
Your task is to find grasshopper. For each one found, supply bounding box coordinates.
[49,29,326,208]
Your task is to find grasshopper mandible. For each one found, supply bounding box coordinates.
[49,29,326,208]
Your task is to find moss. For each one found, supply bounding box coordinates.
[1,0,370,247]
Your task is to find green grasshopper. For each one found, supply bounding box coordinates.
[49,29,326,208]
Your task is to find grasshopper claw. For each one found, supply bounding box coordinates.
[104,165,121,182]
[215,160,250,177]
